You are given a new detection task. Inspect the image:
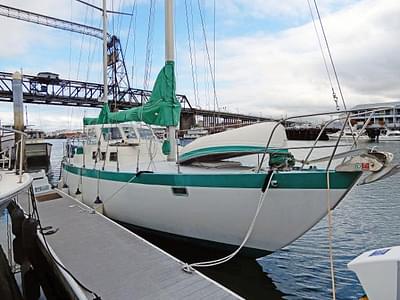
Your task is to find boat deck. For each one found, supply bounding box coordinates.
[18,190,240,299]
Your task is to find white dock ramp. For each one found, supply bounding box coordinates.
[20,190,241,299]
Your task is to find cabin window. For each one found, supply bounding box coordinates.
[122,127,137,139]
[109,152,118,161]
[137,127,154,139]
[102,127,122,140]
[92,151,97,159]
[87,128,97,145]
[100,152,106,160]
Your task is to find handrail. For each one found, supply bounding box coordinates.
[256,106,396,172]
[0,125,28,136]
[0,126,27,181]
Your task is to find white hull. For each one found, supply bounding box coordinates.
[63,169,352,256]
[327,134,369,142]
[378,136,400,141]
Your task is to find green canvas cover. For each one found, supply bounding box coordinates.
[84,61,181,126]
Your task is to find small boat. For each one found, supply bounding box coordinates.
[25,128,52,168]
[183,127,209,139]
[30,169,53,196]
[377,129,400,141]
[0,127,33,212]
[327,128,369,142]
[0,171,32,212]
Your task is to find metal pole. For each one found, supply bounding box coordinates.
[165,0,174,62]
[12,71,24,142]
[165,0,177,162]
[19,136,24,183]
[102,0,108,103]
[12,71,25,174]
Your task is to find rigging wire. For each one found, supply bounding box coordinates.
[143,0,156,90]
[68,0,73,79]
[312,0,347,111]
[189,0,200,107]
[116,0,125,36]
[75,0,132,15]
[111,0,115,38]
[196,0,219,112]
[184,0,199,107]
[130,1,138,89]
[312,0,356,145]
[85,6,97,81]
[86,18,103,82]
[306,0,339,111]
[76,3,90,80]
[124,0,137,56]
[213,0,216,113]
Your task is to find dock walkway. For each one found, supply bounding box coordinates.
[19,190,241,299]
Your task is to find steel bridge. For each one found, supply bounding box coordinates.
[0,72,272,130]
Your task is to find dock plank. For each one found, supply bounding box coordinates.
[18,190,241,300]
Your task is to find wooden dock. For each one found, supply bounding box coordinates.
[17,189,241,299]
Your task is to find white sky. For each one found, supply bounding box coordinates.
[0,0,399,130]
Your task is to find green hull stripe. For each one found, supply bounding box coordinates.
[179,145,286,162]
[63,164,360,189]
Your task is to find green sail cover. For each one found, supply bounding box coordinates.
[84,61,181,126]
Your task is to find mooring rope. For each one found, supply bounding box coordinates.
[326,171,337,300]
[182,171,275,272]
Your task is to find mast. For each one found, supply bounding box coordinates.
[165,0,177,162]
[102,0,108,103]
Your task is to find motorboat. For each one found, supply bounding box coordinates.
[327,128,369,142]
[377,129,400,141]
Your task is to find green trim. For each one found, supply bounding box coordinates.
[179,145,287,162]
[63,164,360,190]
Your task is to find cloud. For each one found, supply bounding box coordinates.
[216,0,359,21]
[0,102,99,131]
[209,0,400,117]
[1,0,399,130]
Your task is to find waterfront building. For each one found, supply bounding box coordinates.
[351,101,400,129]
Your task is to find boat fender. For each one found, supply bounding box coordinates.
[21,218,38,255]
[162,140,171,155]
[8,203,25,237]
[261,170,274,192]
[75,187,82,195]
[13,236,26,265]
[23,268,40,300]
[94,196,104,214]
[94,196,102,203]
[136,170,154,176]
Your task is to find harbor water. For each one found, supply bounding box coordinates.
[2,139,400,299]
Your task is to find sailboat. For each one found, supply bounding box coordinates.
[61,0,397,257]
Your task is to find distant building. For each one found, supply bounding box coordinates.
[351,101,400,129]
[46,129,83,139]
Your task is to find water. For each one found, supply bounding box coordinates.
[2,139,400,299]
[261,141,400,300]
